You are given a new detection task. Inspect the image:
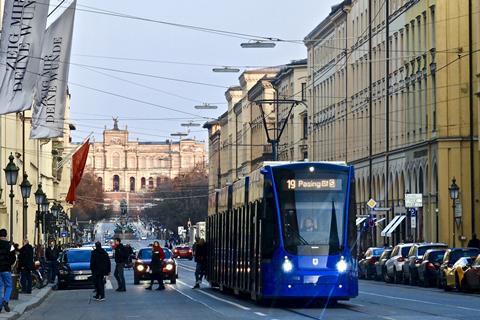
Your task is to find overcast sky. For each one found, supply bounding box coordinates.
[52,0,340,143]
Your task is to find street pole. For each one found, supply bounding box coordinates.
[452,200,456,248]
[9,185,14,243]
[22,111,26,240]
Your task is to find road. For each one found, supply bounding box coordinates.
[19,259,479,320]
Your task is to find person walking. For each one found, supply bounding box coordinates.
[468,233,480,249]
[90,242,111,301]
[113,238,127,292]
[0,229,16,313]
[18,240,34,294]
[146,241,165,291]
[45,240,60,284]
[192,238,207,289]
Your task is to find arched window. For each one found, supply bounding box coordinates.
[97,177,103,186]
[419,168,424,194]
[112,152,120,168]
[113,175,120,192]
[148,177,154,189]
[156,177,162,187]
[130,177,135,192]
[141,177,146,189]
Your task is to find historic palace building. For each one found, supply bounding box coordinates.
[86,120,206,212]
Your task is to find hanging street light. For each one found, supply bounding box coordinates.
[4,153,19,242]
[194,103,218,110]
[212,67,240,73]
[240,40,276,48]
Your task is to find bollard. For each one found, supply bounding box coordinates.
[10,273,20,300]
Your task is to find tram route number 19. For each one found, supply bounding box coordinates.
[287,179,297,189]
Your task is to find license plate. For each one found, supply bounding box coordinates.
[75,275,89,280]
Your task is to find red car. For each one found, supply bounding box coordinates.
[173,246,193,260]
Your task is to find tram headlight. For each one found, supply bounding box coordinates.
[336,259,348,273]
[282,258,293,273]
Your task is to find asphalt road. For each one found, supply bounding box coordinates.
[19,259,480,320]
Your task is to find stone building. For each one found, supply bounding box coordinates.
[86,120,206,212]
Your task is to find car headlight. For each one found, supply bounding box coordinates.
[136,264,145,272]
[59,269,69,275]
[282,258,293,273]
[336,259,348,273]
[165,264,173,271]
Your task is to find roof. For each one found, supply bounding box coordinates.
[304,0,351,42]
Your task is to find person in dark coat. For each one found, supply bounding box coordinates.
[90,242,111,301]
[18,240,34,294]
[45,240,60,283]
[0,229,15,313]
[468,233,480,249]
[113,238,127,291]
[192,238,207,289]
[146,241,165,290]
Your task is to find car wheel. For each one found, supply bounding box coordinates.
[57,282,67,290]
[443,277,452,291]
[394,271,400,284]
[170,275,176,284]
[383,268,390,283]
[455,273,464,292]
[134,274,140,285]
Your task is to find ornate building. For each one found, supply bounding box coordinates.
[86,120,206,212]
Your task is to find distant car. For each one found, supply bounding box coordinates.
[417,248,447,287]
[402,243,448,285]
[57,248,94,290]
[102,246,114,259]
[134,247,177,285]
[375,248,392,281]
[173,245,193,260]
[141,236,147,240]
[439,247,480,290]
[358,247,386,280]
[384,243,415,283]
[460,254,480,292]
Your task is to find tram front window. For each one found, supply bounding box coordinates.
[274,168,348,255]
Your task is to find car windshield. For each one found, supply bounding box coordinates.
[138,248,171,260]
[372,248,385,256]
[273,167,349,255]
[451,248,480,264]
[418,245,446,256]
[103,247,112,252]
[381,250,392,259]
[66,250,91,263]
[401,246,412,257]
[428,250,446,263]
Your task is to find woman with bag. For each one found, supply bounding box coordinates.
[146,241,165,291]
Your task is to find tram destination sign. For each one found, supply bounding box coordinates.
[285,178,342,191]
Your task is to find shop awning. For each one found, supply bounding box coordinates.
[356,217,367,226]
[381,215,402,237]
[375,217,386,226]
[382,215,406,237]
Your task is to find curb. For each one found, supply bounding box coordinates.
[0,286,52,320]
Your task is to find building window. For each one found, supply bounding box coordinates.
[130,177,135,192]
[141,177,146,189]
[302,115,308,139]
[301,83,307,101]
[112,152,120,168]
[148,177,154,189]
[156,177,162,187]
[97,177,103,186]
[113,175,120,192]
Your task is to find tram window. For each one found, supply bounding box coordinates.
[348,179,357,257]
[262,180,277,259]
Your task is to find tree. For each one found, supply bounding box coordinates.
[71,172,109,222]
[143,166,208,232]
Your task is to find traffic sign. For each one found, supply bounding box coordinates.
[60,231,69,238]
[367,199,377,209]
[405,193,423,208]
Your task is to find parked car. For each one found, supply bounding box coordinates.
[57,247,94,290]
[384,243,415,283]
[102,246,114,259]
[439,247,480,291]
[134,247,178,285]
[376,248,393,281]
[173,245,193,260]
[359,247,387,280]
[460,254,480,292]
[402,243,448,285]
[417,248,447,287]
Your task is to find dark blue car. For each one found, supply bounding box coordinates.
[57,248,94,289]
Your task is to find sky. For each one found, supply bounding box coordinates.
[51,0,340,143]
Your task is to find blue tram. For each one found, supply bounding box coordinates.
[206,161,358,302]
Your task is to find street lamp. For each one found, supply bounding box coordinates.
[449,177,460,247]
[20,174,32,240]
[41,198,49,244]
[194,103,218,110]
[34,184,46,245]
[212,67,240,73]
[240,40,276,48]
[4,153,19,242]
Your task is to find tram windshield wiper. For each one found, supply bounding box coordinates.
[285,223,308,245]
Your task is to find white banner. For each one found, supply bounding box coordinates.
[31,0,76,139]
[0,0,50,115]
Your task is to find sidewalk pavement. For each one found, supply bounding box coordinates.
[0,286,52,320]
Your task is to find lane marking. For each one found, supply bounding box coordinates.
[360,291,480,312]
[254,312,267,316]
[169,284,224,316]
[177,280,251,311]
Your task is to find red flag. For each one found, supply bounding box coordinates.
[66,139,90,204]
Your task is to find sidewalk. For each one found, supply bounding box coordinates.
[0,286,52,320]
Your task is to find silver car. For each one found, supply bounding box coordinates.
[384,243,415,283]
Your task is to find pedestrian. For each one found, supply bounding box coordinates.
[146,241,165,291]
[90,242,111,301]
[467,233,480,249]
[45,240,60,284]
[0,229,16,313]
[113,238,127,292]
[125,244,134,268]
[18,239,34,294]
[192,238,207,289]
